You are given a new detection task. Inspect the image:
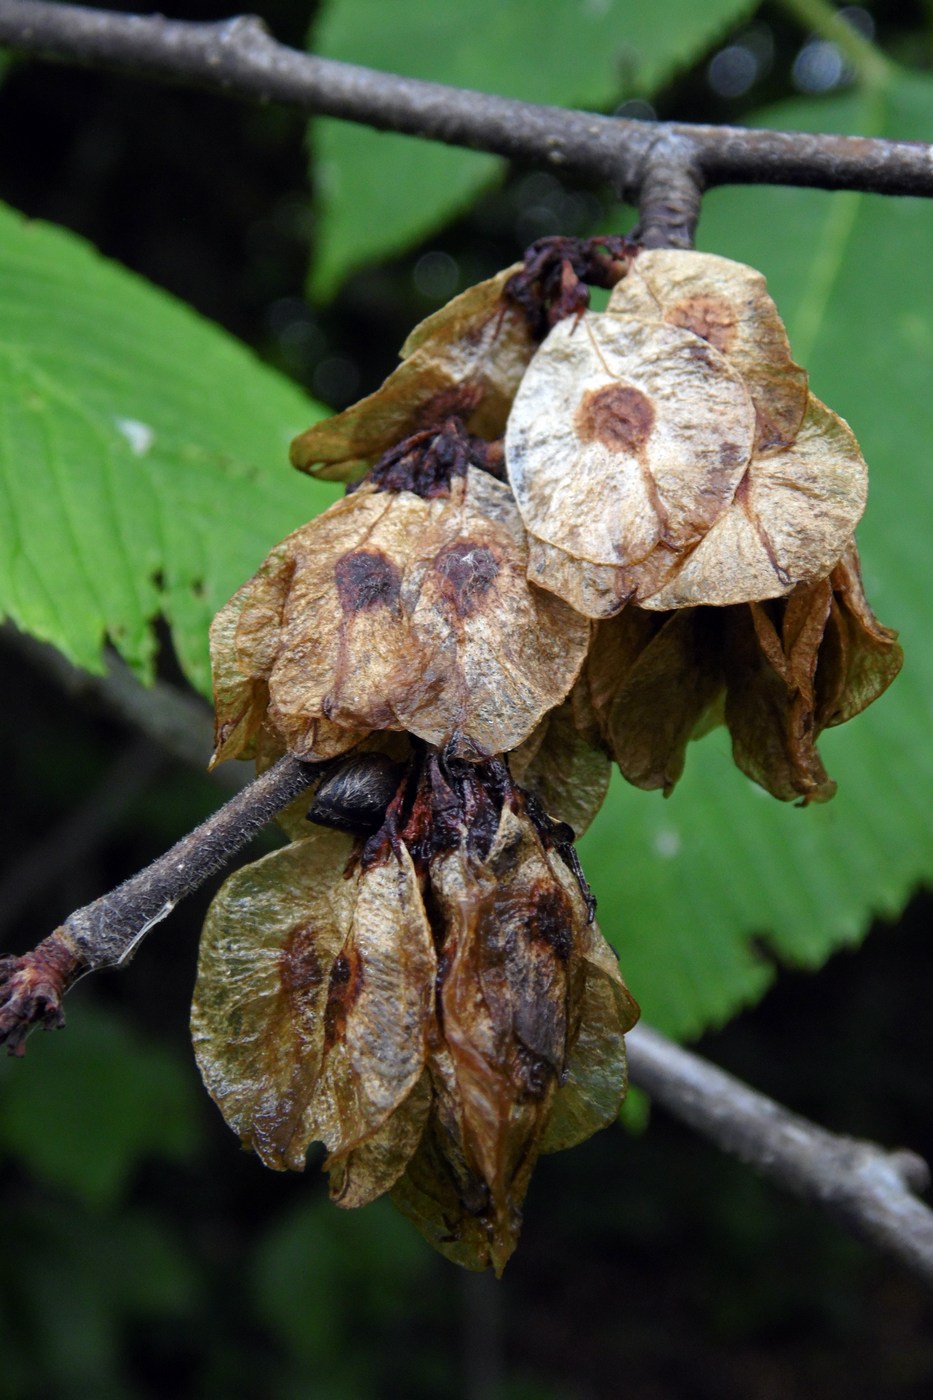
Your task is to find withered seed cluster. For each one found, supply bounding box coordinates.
[196,239,901,1271]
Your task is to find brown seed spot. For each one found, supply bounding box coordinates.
[527,885,574,962]
[322,949,363,1052]
[719,440,746,468]
[278,924,325,1032]
[667,295,737,354]
[434,538,500,616]
[575,383,655,454]
[334,549,401,614]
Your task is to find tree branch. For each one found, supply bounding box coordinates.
[0,754,320,1053]
[3,626,246,794]
[1,0,932,211]
[626,1025,933,1291]
[2,751,931,1288]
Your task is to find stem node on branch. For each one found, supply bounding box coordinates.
[0,930,83,1056]
[1,1,932,199]
[631,136,703,249]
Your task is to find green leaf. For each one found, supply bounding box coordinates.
[309,0,760,296]
[580,71,933,1039]
[0,1001,205,1208]
[0,202,338,695]
[253,1195,429,1387]
[1,1198,198,1394]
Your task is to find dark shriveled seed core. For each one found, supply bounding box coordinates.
[575,383,655,454]
[434,539,500,616]
[527,885,574,961]
[667,295,738,355]
[334,549,402,614]
[322,949,363,1052]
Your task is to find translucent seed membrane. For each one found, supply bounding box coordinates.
[505,251,868,618]
[209,468,591,765]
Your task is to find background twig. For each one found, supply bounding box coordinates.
[626,1025,933,1291]
[0,755,320,1052]
[0,1,932,204]
[4,627,246,794]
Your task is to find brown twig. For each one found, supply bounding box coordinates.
[0,754,320,1053]
[626,1025,933,1291]
[0,0,932,218]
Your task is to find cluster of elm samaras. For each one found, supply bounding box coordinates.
[194,238,901,1272]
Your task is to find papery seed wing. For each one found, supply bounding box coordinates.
[506,312,755,569]
[400,263,524,365]
[588,608,725,794]
[266,487,425,758]
[822,542,903,726]
[308,842,436,1164]
[509,697,611,836]
[209,538,293,765]
[291,266,533,482]
[390,1096,505,1274]
[193,833,435,1179]
[326,1068,433,1209]
[608,250,808,452]
[396,469,591,754]
[191,830,357,1170]
[541,914,639,1154]
[723,592,837,803]
[640,396,868,609]
[432,809,575,1230]
[525,533,632,619]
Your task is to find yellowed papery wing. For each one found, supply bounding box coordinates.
[192,833,434,1178]
[506,310,755,570]
[640,396,868,609]
[327,1071,433,1209]
[291,266,533,481]
[191,830,356,1171]
[608,249,808,452]
[307,844,436,1165]
[541,910,639,1154]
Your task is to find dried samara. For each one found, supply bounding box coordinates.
[505,248,901,801]
[192,754,638,1275]
[199,238,899,1273]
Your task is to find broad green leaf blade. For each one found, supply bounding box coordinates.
[0,202,338,694]
[581,72,933,1040]
[309,0,760,297]
[0,1003,204,1208]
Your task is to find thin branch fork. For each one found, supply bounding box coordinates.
[1,0,933,215]
[0,755,320,1053]
[1,754,932,1290]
